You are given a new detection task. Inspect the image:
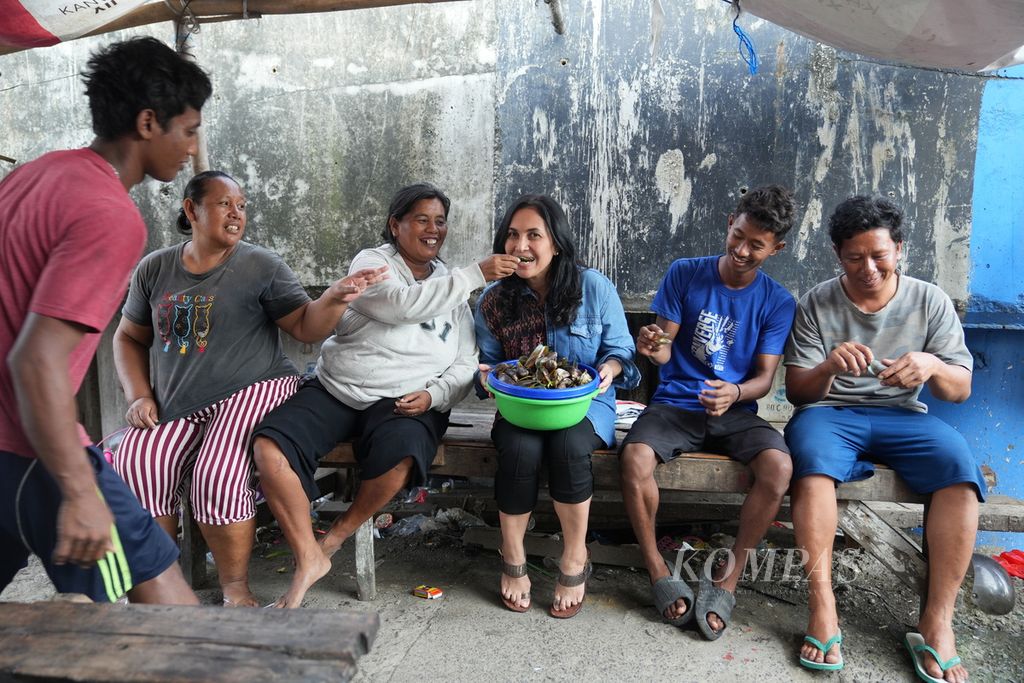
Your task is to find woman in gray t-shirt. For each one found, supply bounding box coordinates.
[112,171,384,607]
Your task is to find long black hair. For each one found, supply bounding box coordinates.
[490,194,583,327]
[176,170,237,235]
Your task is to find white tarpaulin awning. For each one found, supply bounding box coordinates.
[0,0,150,49]
[742,0,1024,72]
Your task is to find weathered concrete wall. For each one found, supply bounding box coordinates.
[1,2,498,280]
[0,1,987,296]
[495,1,984,306]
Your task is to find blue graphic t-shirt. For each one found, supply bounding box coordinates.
[651,255,796,412]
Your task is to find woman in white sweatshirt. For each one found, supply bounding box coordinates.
[251,182,519,608]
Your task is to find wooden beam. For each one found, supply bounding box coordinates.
[1,1,461,56]
[354,518,376,601]
[179,493,209,589]
[0,602,379,682]
[837,500,927,593]
[323,440,928,503]
[868,496,1024,533]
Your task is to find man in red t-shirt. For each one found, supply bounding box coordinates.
[0,37,212,604]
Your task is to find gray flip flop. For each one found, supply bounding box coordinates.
[652,575,694,626]
[695,570,736,640]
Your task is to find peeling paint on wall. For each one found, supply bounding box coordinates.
[654,148,692,235]
[495,0,984,303]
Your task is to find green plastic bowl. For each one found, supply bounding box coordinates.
[488,382,599,431]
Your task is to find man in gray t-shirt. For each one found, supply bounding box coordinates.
[783,196,984,681]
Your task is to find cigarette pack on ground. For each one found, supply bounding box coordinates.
[413,585,443,599]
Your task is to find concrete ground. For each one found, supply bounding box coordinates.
[4,520,1022,683]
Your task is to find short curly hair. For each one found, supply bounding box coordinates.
[82,37,212,140]
[734,185,796,239]
[828,195,905,249]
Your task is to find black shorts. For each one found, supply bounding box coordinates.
[0,447,180,602]
[251,377,449,500]
[620,403,788,464]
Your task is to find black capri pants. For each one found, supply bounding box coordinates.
[492,416,604,515]
[252,377,449,501]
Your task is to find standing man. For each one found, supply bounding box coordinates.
[784,195,983,681]
[621,185,797,640]
[0,37,212,604]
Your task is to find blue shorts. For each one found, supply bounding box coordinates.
[0,447,180,601]
[784,406,986,502]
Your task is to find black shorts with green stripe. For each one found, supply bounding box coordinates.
[0,447,179,602]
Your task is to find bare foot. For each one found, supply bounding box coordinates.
[272,549,331,608]
[500,572,531,610]
[552,551,589,613]
[800,591,841,666]
[221,580,259,608]
[917,618,969,683]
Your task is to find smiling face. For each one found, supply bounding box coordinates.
[142,106,202,183]
[504,207,557,287]
[185,176,246,250]
[720,212,784,281]
[835,227,903,302]
[390,198,448,276]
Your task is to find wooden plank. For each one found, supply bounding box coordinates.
[867,497,1024,533]
[354,518,376,601]
[325,443,926,502]
[179,494,208,589]
[837,500,927,592]
[0,602,379,683]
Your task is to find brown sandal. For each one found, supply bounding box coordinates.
[500,559,531,612]
[549,556,592,619]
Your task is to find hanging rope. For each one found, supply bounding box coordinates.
[722,0,759,75]
[164,0,200,50]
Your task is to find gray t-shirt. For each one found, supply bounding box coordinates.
[122,241,310,421]
[784,275,972,413]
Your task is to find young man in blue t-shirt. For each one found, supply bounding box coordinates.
[620,185,797,640]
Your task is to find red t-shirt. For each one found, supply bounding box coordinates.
[0,148,147,457]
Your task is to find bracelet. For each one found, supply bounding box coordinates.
[734,383,742,402]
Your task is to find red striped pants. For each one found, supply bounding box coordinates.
[113,376,299,525]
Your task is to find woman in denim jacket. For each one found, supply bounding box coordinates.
[475,194,639,618]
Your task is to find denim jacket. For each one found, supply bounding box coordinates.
[474,268,640,447]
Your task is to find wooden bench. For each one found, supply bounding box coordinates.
[318,407,1019,601]
[0,601,378,682]
[178,404,1020,602]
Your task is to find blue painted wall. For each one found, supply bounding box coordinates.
[926,64,1024,551]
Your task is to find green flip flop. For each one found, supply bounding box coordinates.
[905,632,962,683]
[799,631,844,671]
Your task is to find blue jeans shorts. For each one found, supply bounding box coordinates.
[784,406,986,501]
